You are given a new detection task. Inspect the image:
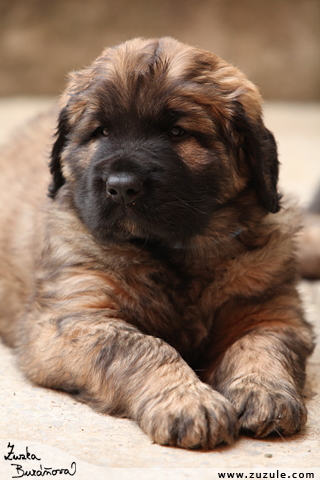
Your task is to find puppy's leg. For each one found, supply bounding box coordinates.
[204,309,314,437]
[17,306,238,449]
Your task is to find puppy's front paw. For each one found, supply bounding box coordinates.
[137,382,238,449]
[223,376,307,438]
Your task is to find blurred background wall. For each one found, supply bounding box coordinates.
[0,0,319,100]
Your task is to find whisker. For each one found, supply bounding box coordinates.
[138,235,149,250]
[274,428,285,441]
[167,194,208,215]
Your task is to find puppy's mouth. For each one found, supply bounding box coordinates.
[105,203,173,245]
[112,210,150,239]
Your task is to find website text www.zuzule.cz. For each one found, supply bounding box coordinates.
[218,473,314,479]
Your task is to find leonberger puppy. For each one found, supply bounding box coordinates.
[0,37,315,449]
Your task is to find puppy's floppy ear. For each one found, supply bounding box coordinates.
[48,65,95,199]
[232,101,281,213]
[48,107,70,198]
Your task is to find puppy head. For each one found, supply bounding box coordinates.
[49,37,280,245]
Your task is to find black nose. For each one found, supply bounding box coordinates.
[106,173,143,205]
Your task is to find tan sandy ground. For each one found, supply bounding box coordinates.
[0,98,319,478]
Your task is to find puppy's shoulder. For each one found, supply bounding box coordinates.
[237,198,302,284]
[260,198,302,249]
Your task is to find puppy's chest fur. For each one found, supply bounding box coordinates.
[45,228,234,361]
[116,249,218,343]
[50,235,253,361]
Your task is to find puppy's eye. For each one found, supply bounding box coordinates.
[101,128,110,137]
[169,126,186,138]
[91,127,110,140]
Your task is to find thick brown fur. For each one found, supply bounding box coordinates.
[0,37,315,449]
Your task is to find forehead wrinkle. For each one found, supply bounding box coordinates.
[91,68,171,125]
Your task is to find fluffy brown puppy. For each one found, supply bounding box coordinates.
[0,37,315,449]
